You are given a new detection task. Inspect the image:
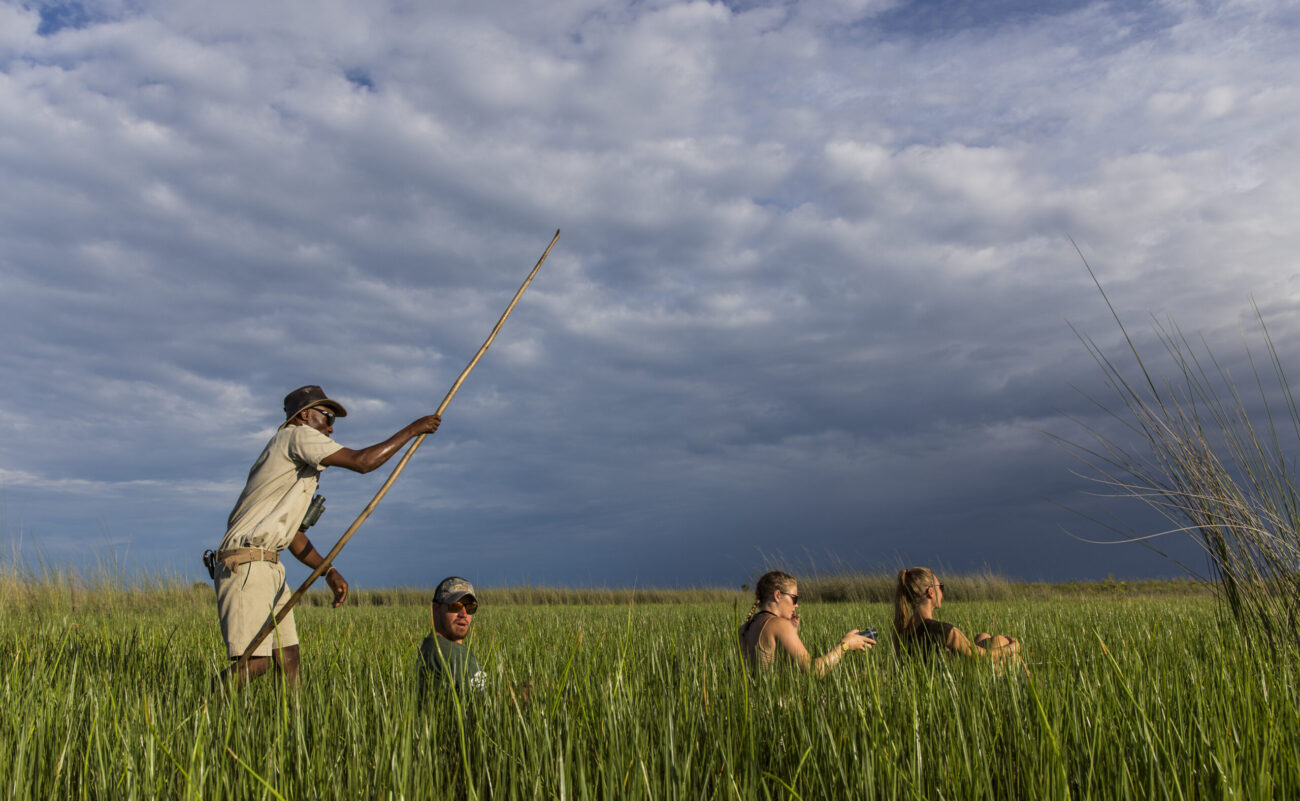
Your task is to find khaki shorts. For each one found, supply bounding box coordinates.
[215,559,299,659]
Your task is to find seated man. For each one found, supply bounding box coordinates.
[419,576,488,696]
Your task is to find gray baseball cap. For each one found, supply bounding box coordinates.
[433,576,477,605]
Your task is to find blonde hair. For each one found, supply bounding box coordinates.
[743,570,797,622]
[893,567,938,635]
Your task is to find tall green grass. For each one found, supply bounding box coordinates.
[0,588,1292,798]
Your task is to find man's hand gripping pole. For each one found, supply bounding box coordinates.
[234,229,561,674]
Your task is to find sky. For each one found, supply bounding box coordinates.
[2,0,1299,590]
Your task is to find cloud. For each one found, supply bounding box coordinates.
[1,0,1298,586]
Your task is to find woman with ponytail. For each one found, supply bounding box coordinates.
[738,570,875,675]
[894,567,1023,662]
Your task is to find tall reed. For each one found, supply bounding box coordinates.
[1060,255,1300,648]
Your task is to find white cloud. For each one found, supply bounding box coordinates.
[0,4,39,50]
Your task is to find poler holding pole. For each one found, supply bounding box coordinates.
[224,229,560,686]
[210,386,441,688]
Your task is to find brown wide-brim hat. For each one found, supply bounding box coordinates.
[282,385,348,425]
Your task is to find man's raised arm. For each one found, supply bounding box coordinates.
[322,415,441,474]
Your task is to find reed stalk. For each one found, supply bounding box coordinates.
[1057,250,1300,649]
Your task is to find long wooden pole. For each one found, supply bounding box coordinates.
[235,229,560,674]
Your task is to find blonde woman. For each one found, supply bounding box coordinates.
[738,570,874,675]
[893,567,1022,663]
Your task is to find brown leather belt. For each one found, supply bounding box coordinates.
[217,547,279,573]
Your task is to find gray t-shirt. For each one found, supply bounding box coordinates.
[418,633,487,695]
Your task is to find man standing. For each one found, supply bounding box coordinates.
[419,576,488,695]
[214,384,440,687]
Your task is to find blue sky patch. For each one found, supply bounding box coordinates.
[870,0,1175,41]
[345,67,375,91]
[35,1,99,36]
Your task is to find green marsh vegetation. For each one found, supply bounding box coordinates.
[0,568,1292,799]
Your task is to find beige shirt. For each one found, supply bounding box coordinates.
[220,425,343,552]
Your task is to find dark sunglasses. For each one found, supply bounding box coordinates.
[936,582,945,592]
[446,600,478,615]
[782,591,799,605]
[314,408,335,425]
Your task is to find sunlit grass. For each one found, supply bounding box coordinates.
[0,582,1292,799]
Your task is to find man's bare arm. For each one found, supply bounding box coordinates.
[322,415,441,474]
[287,529,349,607]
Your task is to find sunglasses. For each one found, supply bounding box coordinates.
[445,600,478,615]
[935,582,945,592]
[781,591,799,605]
[314,408,336,425]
